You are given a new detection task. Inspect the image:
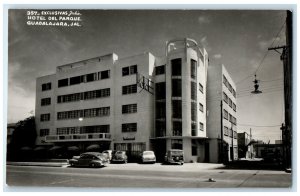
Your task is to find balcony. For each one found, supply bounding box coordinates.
[45,133,112,143]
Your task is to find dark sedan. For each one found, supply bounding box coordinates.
[68,152,109,168]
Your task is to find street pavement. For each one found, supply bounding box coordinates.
[5,163,293,190]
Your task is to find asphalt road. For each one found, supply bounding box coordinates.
[5,163,292,190]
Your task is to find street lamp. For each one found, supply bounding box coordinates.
[251,75,262,94]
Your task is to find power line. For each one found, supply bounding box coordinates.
[236,19,286,85]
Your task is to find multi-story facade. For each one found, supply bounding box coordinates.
[206,64,238,163]
[35,38,235,163]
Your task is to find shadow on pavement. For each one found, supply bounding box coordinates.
[218,160,285,171]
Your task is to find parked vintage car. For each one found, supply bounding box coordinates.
[111,151,128,163]
[68,152,109,168]
[164,149,184,165]
[140,151,156,163]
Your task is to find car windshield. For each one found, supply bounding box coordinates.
[143,151,154,155]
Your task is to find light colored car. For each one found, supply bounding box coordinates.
[102,150,113,161]
[111,151,128,163]
[68,152,109,168]
[164,149,184,165]
[140,151,156,163]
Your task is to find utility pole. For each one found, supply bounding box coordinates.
[268,11,292,169]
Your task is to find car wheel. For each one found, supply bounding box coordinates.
[90,163,96,168]
[124,160,127,164]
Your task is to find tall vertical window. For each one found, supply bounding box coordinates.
[191,59,197,79]
[191,123,197,136]
[191,82,197,100]
[191,102,197,122]
[155,82,166,100]
[223,92,228,103]
[171,58,182,76]
[155,65,165,75]
[156,102,166,119]
[232,103,236,112]
[172,100,182,119]
[42,82,51,91]
[172,79,182,97]
[172,121,182,136]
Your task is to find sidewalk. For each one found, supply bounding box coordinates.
[7,160,68,167]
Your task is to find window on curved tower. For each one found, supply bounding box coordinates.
[172,79,181,97]
[191,82,197,100]
[191,59,197,79]
[172,100,182,119]
[171,58,181,76]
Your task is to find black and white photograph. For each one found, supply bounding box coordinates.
[4,3,296,191]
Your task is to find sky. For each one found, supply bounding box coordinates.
[7,9,288,143]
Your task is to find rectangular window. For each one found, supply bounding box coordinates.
[223,92,228,103]
[199,83,203,93]
[70,76,81,85]
[199,122,204,131]
[232,89,236,98]
[234,131,237,139]
[223,109,228,120]
[191,82,197,100]
[229,113,233,123]
[192,139,197,156]
[100,70,110,79]
[172,121,182,136]
[42,82,51,91]
[191,59,197,79]
[130,65,137,75]
[233,103,236,111]
[228,98,232,108]
[86,73,97,82]
[155,82,166,100]
[122,84,137,95]
[122,104,137,114]
[123,65,137,76]
[199,103,204,112]
[223,75,228,87]
[40,113,50,122]
[224,126,228,136]
[172,79,182,97]
[228,83,233,93]
[122,123,137,132]
[41,98,51,106]
[172,100,182,119]
[156,120,166,137]
[171,58,182,76]
[171,139,183,149]
[155,65,165,75]
[40,129,49,137]
[58,78,68,87]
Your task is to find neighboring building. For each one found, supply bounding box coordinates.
[35,38,236,163]
[7,123,16,145]
[237,132,255,159]
[206,64,238,163]
[253,143,283,159]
